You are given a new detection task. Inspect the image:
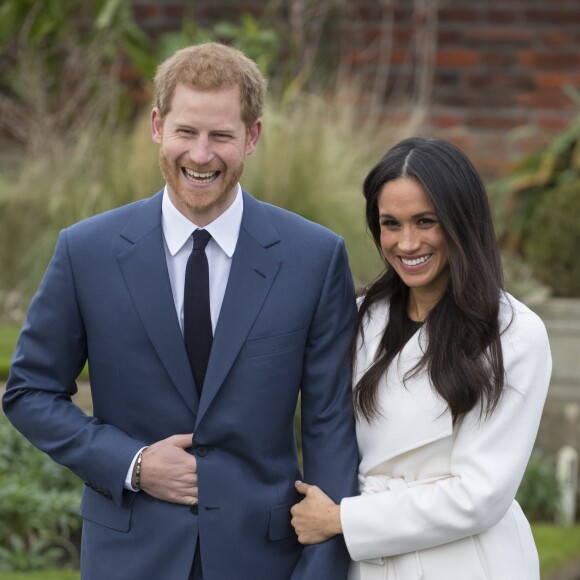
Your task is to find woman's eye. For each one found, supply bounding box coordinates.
[418,218,436,227]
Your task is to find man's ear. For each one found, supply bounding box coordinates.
[151,108,163,144]
[245,118,262,155]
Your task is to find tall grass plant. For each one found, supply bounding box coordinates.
[243,87,420,287]
[0,79,423,320]
[0,118,162,322]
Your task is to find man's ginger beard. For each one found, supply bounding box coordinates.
[158,147,245,215]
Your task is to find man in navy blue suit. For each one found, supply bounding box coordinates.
[3,43,358,579]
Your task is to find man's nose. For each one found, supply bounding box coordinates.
[188,137,213,165]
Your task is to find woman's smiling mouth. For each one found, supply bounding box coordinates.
[399,254,433,267]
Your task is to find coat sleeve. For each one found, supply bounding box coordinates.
[340,301,552,561]
[2,230,144,506]
[291,236,360,579]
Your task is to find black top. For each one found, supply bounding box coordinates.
[402,314,423,345]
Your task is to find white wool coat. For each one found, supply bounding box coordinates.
[341,293,552,580]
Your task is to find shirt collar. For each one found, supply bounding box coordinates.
[161,184,243,257]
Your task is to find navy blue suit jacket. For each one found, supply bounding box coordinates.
[3,190,359,579]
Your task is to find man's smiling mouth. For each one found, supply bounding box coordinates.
[182,167,219,182]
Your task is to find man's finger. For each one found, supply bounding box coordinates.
[171,434,194,448]
[295,480,311,495]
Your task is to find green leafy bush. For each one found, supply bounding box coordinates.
[525,177,580,297]
[0,416,82,572]
[516,452,561,523]
[490,100,580,297]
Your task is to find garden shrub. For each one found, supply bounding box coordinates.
[525,177,580,297]
[0,416,82,572]
[516,452,561,523]
[490,107,580,296]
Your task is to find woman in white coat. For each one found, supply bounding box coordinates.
[290,137,552,580]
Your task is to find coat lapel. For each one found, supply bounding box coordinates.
[195,192,281,426]
[117,192,198,415]
[356,302,453,475]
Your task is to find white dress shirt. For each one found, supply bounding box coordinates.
[124,184,243,490]
[161,184,243,334]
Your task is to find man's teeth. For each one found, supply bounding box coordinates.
[183,168,216,181]
[401,255,431,266]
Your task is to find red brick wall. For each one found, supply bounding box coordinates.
[131,0,580,178]
[431,0,580,176]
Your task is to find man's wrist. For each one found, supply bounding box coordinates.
[330,504,343,536]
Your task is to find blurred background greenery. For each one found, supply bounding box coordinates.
[1,0,579,323]
[0,0,579,576]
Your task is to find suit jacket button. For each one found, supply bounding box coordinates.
[196,446,208,457]
[190,504,199,515]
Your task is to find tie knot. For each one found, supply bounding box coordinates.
[192,229,212,251]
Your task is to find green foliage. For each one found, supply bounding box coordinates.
[150,11,280,80]
[0,0,147,52]
[0,571,79,580]
[213,14,280,78]
[500,252,550,304]
[489,91,580,296]
[0,121,162,320]
[0,416,82,572]
[525,177,580,297]
[0,325,20,379]
[516,452,561,523]
[0,0,150,157]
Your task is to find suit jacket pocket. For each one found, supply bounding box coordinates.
[269,502,294,541]
[246,329,306,358]
[80,486,132,532]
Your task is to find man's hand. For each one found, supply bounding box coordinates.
[291,481,342,544]
[138,434,198,505]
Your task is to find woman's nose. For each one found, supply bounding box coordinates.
[398,227,421,253]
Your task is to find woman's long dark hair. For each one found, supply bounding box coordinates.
[354,137,507,424]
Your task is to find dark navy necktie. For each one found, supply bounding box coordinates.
[184,229,213,396]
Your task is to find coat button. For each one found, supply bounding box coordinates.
[190,504,199,515]
[196,446,208,457]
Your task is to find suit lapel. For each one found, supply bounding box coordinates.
[117,192,198,415]
[196,192,281,425]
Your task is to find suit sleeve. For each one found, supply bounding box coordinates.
[2,230,144,506]
[291,236,359,579]
[340,304,552,561]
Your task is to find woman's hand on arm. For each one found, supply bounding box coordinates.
[291,481,343,544]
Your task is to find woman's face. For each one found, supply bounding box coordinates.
[378,177,449,306]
